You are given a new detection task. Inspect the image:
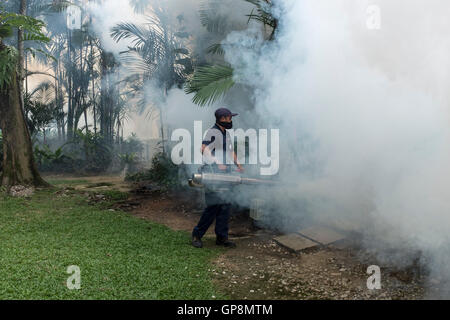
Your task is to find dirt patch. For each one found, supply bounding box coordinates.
[123,186,426,300]
[44,174,132,192]
[130,188,255,237]
[211,236,425,300]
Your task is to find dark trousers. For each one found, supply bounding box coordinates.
[192,193,231,240]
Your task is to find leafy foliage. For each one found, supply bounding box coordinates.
[206,43,225,56]
[24,90,57,136]
[64,130,113,173]
[34,145,73,172]
[0,9,50,90]
[199,0,232,35]
[116,133,144,174]
[0,45,17,91]
[34,0,75,15]
[0,11,50,42]
[187,0,278,107]
[120,133,144,156]
[245,0,277,39]
[119,153,138,174]
[126,152,180,189]
[185,65,234,106]
[148,152,180,187]
[111,7,193,112]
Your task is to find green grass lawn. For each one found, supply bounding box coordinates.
[0,187,225,300]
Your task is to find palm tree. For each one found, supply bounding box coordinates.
[111,4,193,152]
[24,81,58,143]
[13,0,73,142]
[185,0,277,107]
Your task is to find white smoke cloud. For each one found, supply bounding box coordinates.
[224,0,450,294]
[86,0,146,56]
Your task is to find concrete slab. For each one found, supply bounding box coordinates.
[273,233,319,252]
[325,219,361,233]
[296,226,346,245]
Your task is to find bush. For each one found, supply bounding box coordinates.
[30,131,146,175]
[34,145,75,173]
[64,130,113,173]
[120,133,144,156]
[119,152,139,174]
[126,152,182,189]
[114,133,144,174]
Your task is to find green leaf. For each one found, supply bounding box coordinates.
[0,24,13,38]
[0,46,18,91]
[25,48,56,62]
[0,10,50,44]
[185,65,235,107]
[206,43,225,56]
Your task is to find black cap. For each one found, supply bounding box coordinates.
[215,107,238,119]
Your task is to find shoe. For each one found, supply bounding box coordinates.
[192,236,203,248]
[216,238,236,248]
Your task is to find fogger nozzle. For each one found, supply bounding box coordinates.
[190,173,277,187]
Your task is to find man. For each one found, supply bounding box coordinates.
[192,107,244,249]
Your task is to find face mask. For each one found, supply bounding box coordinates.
[218,121,233,129]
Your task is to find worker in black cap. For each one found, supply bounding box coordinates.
[192,107,244,248]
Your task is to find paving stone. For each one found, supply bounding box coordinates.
[296,226,346,245]
[273,233,319,252]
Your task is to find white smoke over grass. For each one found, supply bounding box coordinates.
[224,0,450,295]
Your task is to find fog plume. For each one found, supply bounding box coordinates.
[224,0,450,296]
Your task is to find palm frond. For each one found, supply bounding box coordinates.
[244,0,277,39]
[199,0,229,35]
[25,70,56,80]
[206,43,225,56]
[0,24,13,38]
[0,11,50,43]
[119,49,156,76]
[129,0,151,14]
[33,1,75,15]
[30,80,56,105]
[111,22,150,48]
[185,65,235,107]
[25,47,56,62]
[111,21,166,63]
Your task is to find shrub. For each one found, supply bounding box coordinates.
[64,130,113,173]
[126,152,182,189]
[34,145,74,172]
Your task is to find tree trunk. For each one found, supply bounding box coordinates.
[0,52,48,187]
[67,29,74,140]
[90,40,97,135]
[16,0,27,116]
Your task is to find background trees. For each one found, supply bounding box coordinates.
[111,3,194,153]
[0,0,278,186]
[186,0,277,107]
